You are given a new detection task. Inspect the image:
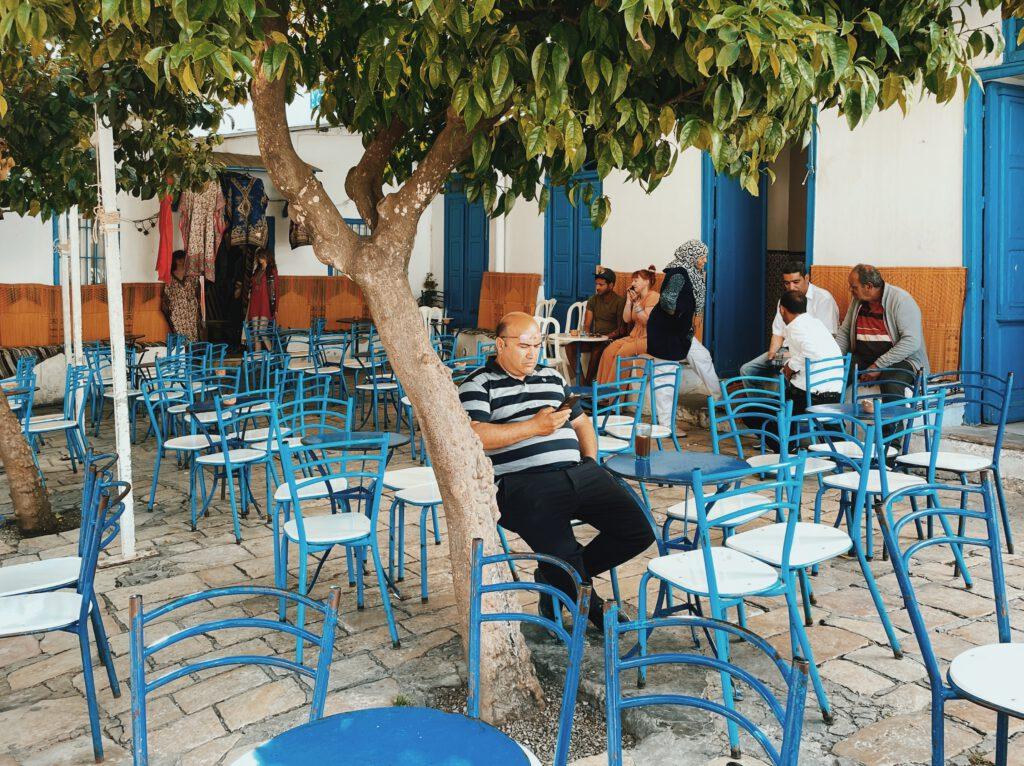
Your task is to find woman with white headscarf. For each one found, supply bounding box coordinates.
[647,240,722,426]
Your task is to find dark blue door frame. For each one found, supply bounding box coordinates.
[444,182,489,329]
[962,57,1024,423]
[544,172,603,326]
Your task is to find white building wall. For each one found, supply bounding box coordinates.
[0,213,56,284]
[813,95,966,268]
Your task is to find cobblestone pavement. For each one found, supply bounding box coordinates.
[0,421,1021,766]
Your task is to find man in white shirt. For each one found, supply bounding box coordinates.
[740,260,840,379]
[779,290,843,414]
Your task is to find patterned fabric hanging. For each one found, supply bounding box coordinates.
[178,181,227,283]
[222,172,270,248]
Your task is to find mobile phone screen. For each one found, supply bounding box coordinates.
[556,394,580,412]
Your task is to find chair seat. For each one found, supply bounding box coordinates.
[665,493,772,526]
[343,359,367,370]
[726,522,853,568]
[0,592,87,637]
[283,513,371,545]
[948,643,1024,716]
[196,448,266,466]
[0,557,81,597]
[28,413,65,424]
[167,402,190,415]
[596,414,633,428]
[288,360,317,371]
[896,451,991,474]
[400,396,412,407]
[597,434,630,454]
[163,434,211,451]
[384,467,436,491]
[104,389,141,398]
[355,382,398,392]
[275,477,350,502]
[647,548,780,598]
[822,469,926,494]
[605,422,672,440]
[746,453,833,476]
[808,441,897,460]
[242,426,292,443]
[396,482,443,505]
[250,435,304,452]
[27,418,79,434]
[519,742,540,766]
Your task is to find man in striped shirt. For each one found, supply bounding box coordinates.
[459,312,654,629]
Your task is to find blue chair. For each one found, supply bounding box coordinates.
[28,363,90,474]
[388,478,443,602]
[129,585,342,766]
[604,604,809,765]
[803,353,851,410]
[878,481,1018,766]
[140,380,206,511]
[355,349,400,430]
[0,476,126,762]
[468,538,589,766]
[190,392,278,542]
[591,377,647,460]
[274,432,401,651]
[899,371,1016,554]
[636,457,836,731]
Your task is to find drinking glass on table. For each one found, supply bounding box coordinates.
[635,423,653,458]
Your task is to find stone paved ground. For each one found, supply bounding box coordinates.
[1,416,1022,766]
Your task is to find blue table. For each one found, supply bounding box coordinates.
[230,707,530,765]
[301,430,410,451]
[604,451,749,486]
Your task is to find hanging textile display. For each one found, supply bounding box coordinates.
[222,172,270,248]
[155,194,174,282]
[178,180,227,283]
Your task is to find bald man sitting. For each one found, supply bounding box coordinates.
[458,312,654,629]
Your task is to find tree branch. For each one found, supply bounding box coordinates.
[345,118,406,230]
[250,25,358,267]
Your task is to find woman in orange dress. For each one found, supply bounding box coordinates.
[595,266,660,384]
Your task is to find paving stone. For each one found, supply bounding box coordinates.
[832,711,982,766]
[217,678,309,732]
[846,645,928,684]
[946,699,1024,735]
[322,677,403,716]
[178,732,244,766]
[819,659,894,696]
[876,683,932,715]
[0,634,41,666]
[0,696,91,751]
[768,625,869,664]
[8,648,86,691]
[172,665,272,715]
[146,706,227,760]
[20,734,128,766]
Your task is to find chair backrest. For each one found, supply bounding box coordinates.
[77,479,129,628]
[878,480,1010,697]
[243,350,288,391]
[565,300,587,334]
[853,364,919,405]
[129,585,341,766]
[804,354,851,407]
[709,395,791,461]
[14,354,36,380]
[476,339,496,359]
[591,377,647,451]
[140,380,191,444]
[468,538,590,766]
[6,372,35,432]
[925,370,1014,460]
[603,605,809,766]
[872,390,945,494]
[719,373,786,408]
[65,364,92,424]
[614,355,649,383]
[535,316,561,364]
[208,391,279,456]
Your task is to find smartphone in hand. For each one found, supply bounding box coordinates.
[556,394,581,412]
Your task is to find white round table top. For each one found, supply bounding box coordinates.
[550,333,609,343]
[948,643,1024,717]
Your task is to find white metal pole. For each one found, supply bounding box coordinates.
[94,112,136,558]
[68,206,84,366]
[58,214,72,361]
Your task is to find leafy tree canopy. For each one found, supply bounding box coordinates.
[0,0,1014,223]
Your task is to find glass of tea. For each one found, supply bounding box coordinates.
[635,423,653,459]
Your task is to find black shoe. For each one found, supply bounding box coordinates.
[533,568,558,621]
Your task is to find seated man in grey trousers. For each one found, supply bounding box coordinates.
[740,259,840,379]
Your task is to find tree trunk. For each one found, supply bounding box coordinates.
[349,242,545,723]
[250,57,544,722]
[0,390,57,534]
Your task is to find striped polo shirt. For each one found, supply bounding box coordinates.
[854,300,894,368]
[458,358,585,477]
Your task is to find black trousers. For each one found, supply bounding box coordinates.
[496,460,655,603]
[786,384,841,416]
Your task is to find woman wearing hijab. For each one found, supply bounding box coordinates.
[648,240,721,401]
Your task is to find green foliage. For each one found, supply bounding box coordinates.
[0,0,1011,223]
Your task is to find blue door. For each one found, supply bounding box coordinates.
[444,182,489,328]
[545,173,603,325]
[983,82,1024,421]
[701,154,767,375]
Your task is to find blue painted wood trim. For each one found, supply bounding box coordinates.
[52,215,61,285]
[805,112,818,265]
[699,153,716,351]
[961,59,1024,423]
[1004,18,1024,64]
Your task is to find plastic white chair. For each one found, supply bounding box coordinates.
[565,301,587,334]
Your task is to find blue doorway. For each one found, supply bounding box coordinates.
[982,82,1024,421]
[544,173,602,326]
[444,181,489,329]
[701,155,767,375]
